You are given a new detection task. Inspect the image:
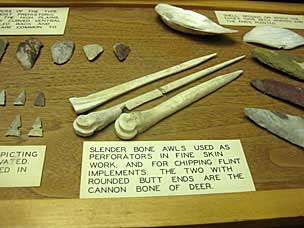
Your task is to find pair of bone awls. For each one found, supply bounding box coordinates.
[73,55,245,137]
[69,53,217,114]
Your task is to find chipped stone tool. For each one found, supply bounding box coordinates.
[115,70,243,140]
[16,38,43,70]
[0,38,8,61]
[0,90,6,106]
[34,92,46,107]
[113,43,130,61]
[51,40,75,64]
[69,53,217,114]
[5,115,22,137]
[14,90,26,106]
[28,117,43,137]
[252,48,304,81]
[83,44,104,61]
[251,79,304,108]
[244,108,304,148]
[73,55,245,137]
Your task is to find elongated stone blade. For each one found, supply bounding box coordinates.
[0,89,6,106]
[5,115,22,137]
[113,43,130,61]
[244,108,304,148]
[0,38,8,61]
[252,47,304,81]
[16,38,43,70]
[28,117,43,137]
[251,79,304,108]
[83,44,104,61]
[51,40,75,64]
[14,90,26,106]
[34,92,46,106]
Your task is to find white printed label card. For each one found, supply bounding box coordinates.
[215,11,304,29]
[80,140,255,199]
[0,8,69,35]
[0,145,46,187]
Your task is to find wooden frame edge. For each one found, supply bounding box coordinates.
[0,188,303,227]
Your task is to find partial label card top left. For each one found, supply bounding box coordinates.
[0,8,69,35]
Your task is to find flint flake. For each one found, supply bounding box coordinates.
[0,38,8,61]
[113,43,130,61]
[34,92,46,107]
[14,90,26,106]
[51,40,75,64]
[5,115,22,137]
[83,44,104,61]
[16,38,43,70]
[28,117,43,137]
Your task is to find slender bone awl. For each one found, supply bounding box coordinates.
[69,54,217,114]
[115,70,243,140]
[73,56,245,137]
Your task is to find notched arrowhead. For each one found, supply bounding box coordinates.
[5,115,22,137]
[28,117,43,137]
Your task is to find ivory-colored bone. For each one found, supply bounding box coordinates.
[69,53,216,114]
[115,70,243,140]
[73,56,245,137]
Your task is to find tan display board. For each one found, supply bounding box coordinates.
[0,1,303,227]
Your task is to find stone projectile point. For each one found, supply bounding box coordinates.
[28,117,43,137]
[113,43,130,61]
[5,115,22,137]
[0,38,8,61]
[0,90,6,106]
[16,38,43,70]
[34,92,46,107]
[51,40,75,64]
[14,90,26,106]
[83,44,104,61]
[252,47,304,81]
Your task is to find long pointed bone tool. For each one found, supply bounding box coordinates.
[114,70,243,140]
[69,53,217,114]
[74,56,245,136]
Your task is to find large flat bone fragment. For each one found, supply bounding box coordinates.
[69,53,217,114]
[244,108,304,148]
[115,70,243,140]
[28,117,43,137]
[5,115,22,137]
[73,56,245,137]
[14,90,26,106]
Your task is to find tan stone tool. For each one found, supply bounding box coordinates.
[73,56,245,137]
[5,115,22,137]
[69,53,217,114]
[115,70,243,140]
[28,117,43,137]
[14,90,26,106]
[34,92,46,107]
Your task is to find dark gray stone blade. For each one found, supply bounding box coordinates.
[113,43,130,61]
[251,79,304,108]
[252,47,304,81]
[51,40,75,64]
[5,115,22,137]
[244,108,304,148]
[34,92,46,107]
[0,38,8,61]
[16,38,43,70]
[14,90,26,106]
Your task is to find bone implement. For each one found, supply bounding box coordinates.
[0,90,6,106]
[34,92,46,107]
[0,38,8,61]
[5,115,22,137]
[251,79,304,108]
[115,70,243,140]
[14,90,26,106]
[28,117,43,137]
[69,53,217,114]
[74,56,245,137]
[244,108,304,148]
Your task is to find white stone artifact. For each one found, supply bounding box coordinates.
[73,56,245,137]
[243,26,304,49]
[155,3,238,35]
[5,115,22,137]
[14,90,26,106]
[83,44,104,61]
[69,53,217,114]
[28,117,43,137]
[115,70,243,140]
[0,90,6,106]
